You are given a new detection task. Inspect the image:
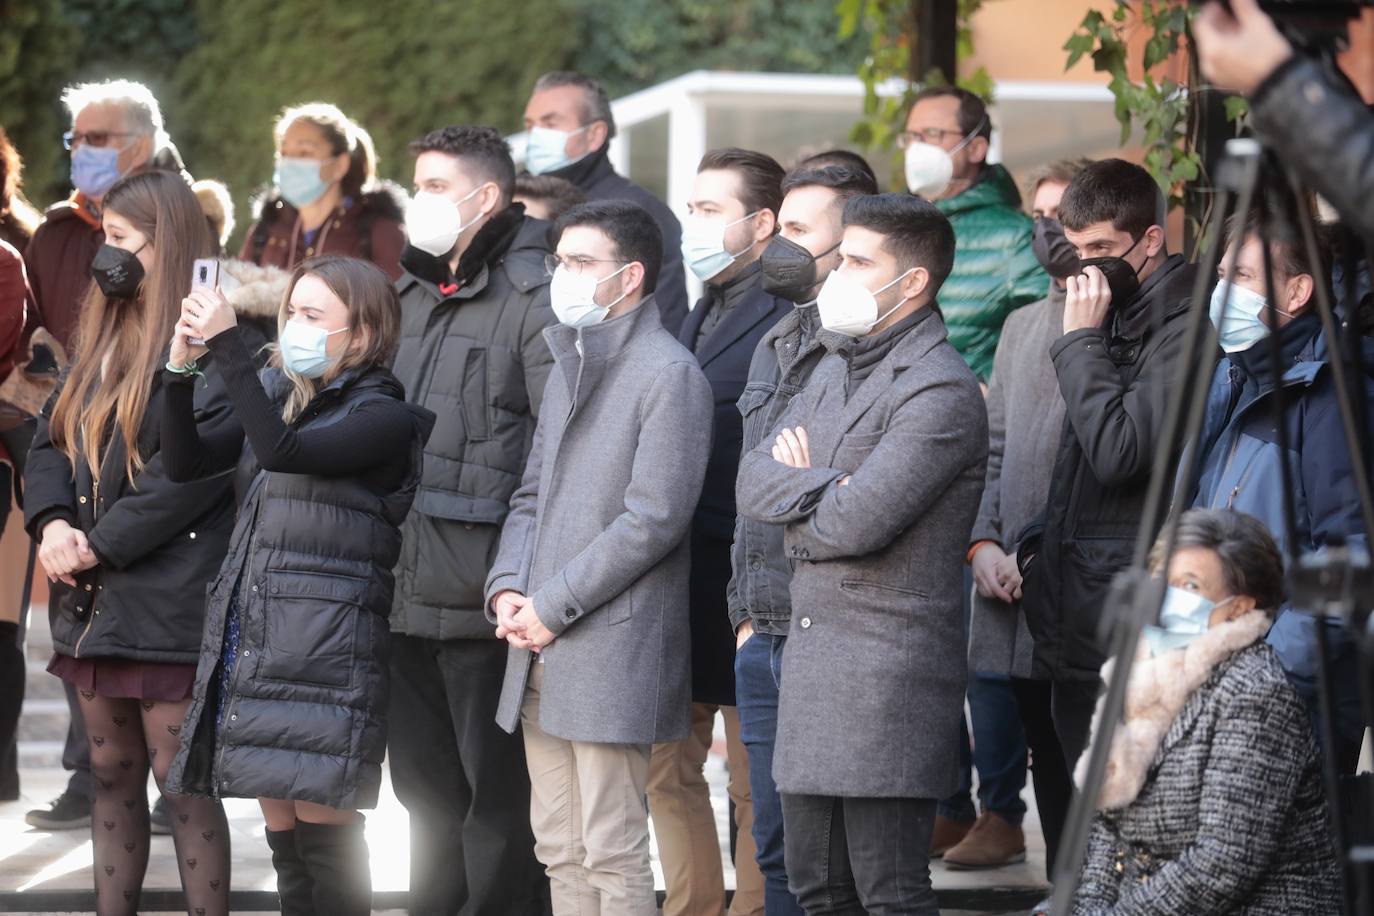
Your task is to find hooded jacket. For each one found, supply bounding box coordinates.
[241,183,408,281]
[389,206,556,641]
[932,164,1048,380]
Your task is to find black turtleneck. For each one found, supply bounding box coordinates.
[548,145,615,192]
[1233,311,1321,391]
[694,261,762,353]
[843,306,933,396]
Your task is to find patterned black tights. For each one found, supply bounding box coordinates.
[78,691,230,916]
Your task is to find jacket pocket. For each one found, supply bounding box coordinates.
[461,346,491,442]
[259,570,368,689]
[738,384,778,448]
[831,430,884,471]
[840,579,930,600]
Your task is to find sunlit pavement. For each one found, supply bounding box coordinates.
[3,609,1049,914]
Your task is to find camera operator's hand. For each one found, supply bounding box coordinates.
[180,286,238,344]
[1195,0,1293,96]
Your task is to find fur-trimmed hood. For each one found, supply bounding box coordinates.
[249,179,408,225]
[219,259,291,323]
[1076,609,1274,810]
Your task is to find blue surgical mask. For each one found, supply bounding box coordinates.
[1209,280,1273,353]
[525,125,590,176]
[275,156,333,209]
[1142,586,1233,656]
[681,210,761,282]
[71,144,126,199]
[279,320,350,379]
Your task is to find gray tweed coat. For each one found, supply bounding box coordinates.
[736,308,987,798]
[1074,643,1340,914]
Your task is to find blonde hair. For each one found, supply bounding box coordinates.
[51,171,212,483]
[273,255,401,423]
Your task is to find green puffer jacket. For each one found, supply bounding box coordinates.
[934,164,1048,380]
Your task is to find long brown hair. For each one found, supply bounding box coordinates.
[273,255,400,423]
[51,171,212,483]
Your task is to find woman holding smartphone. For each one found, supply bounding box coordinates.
[23,170,236,916]
[162,254,432,915]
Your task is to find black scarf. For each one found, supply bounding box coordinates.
[400,203,528,291]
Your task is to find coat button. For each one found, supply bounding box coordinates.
[189,531,197,540]
[463,523,475,530]
[800,617,812,629]
[252,585,259,593]
[749,558,762,570]
[79,496,87,504]
[230,714,238,722]
[84,584,92,592]
[564,608,576,619]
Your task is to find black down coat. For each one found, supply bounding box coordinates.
[166,365,432,809]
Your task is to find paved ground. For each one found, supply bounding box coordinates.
[3,609,1049,913]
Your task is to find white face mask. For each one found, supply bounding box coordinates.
[549,262,631,328]
[815,268,916,337]
[525,125,590,176]
[404,185,486,257]
[1209,279,1275,353]
[904,125,983,199]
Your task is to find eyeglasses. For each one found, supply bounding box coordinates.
[545,254,630,277]
[895,127,964,150]
[63,130,137,150]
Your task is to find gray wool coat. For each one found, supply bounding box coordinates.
[968,285,1067,678]
[484,298,713,745]
[735,308,988,799]
[1074,644,1340,914]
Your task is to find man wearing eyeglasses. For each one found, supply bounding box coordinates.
[25,80,163,354]
[19,78,163,838]
[900,86,1046,870]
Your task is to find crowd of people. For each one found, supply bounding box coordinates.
[0,0,1369,914]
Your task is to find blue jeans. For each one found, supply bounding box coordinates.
[938,569,1028,824]
[736,632,806,916]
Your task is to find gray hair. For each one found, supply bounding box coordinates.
[1150,508,1287,615]
[62,79,164,138]
[533,71,616,140]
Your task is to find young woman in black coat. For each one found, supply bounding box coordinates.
[162,254,432,915]
[24,170,235,916]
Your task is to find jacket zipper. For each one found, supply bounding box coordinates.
[72,480,101,658]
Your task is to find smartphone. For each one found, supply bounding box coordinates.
[187,259,220,345]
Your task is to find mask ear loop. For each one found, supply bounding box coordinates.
[870,268,918,327]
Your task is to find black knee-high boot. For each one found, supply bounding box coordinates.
[0,621,24,801]
[294,818,371,916]
[265,827,315,915]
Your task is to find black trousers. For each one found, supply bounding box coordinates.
[1049,677,1101,772]
[1010,678,1073,880]
[387,634,548,916]
[781,794,938,916]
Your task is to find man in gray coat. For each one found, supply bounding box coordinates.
[736,193,987,914]
[484,199,713,916]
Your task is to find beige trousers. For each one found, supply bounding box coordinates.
[521,663,657,916]
[648,703,765,916]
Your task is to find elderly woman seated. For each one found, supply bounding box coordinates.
[1073,507,1340,914]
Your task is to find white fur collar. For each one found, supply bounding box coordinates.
[1075,610,1273,810]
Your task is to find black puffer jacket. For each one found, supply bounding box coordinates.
[23,365,237,662]
[389,207,556,640]
[167,366,432,809]
[1018,255,1197,679]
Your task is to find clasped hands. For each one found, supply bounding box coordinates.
[169,286,238,369]
[492,589,556,651]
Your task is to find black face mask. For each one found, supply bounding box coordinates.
[90,243,146,299]
[1031,217,1081,280]
[1078,232,1146,305]
[761,235,839,305]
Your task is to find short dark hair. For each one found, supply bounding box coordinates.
[1059,158,1162,240]
[1222,209,1330,286]
[781,164,879,201]
[909,85,991,141]
[514,173,587,223]
[1150,508,1286,614]
[794,149,878,186]
[842,193,956,292]
[533,71,617,140]
[409,125,516,203]
[554,199,663,291]
[697,147,785,220]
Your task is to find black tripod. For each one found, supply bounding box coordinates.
[1049,135,1374,915]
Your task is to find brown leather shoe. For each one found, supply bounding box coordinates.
[930,814,974,858]
[941,811,1027,869]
